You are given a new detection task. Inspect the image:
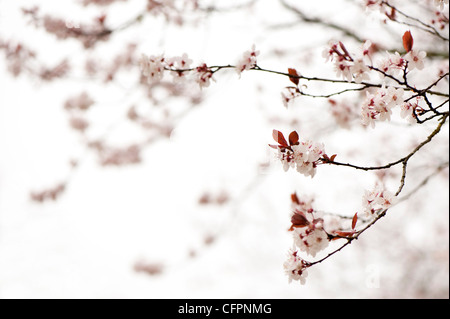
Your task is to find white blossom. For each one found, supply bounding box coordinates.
[404,49,427,71]
[235,45,259,76]
[283,248,309,284]
[362,184,397,217]
[139,53,166,82]
[293,227,329,257]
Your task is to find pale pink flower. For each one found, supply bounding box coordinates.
[139,54,166,82]
[281,88,300,108]
[235,45,259,75]
[362,184,397,217]
[166,53,193,81]
[404,49,427,70]
[351,58,371,83]
[293,227,329,257]
[193,63,214,89]
[283,248,309,284]
[334,58,353,82]
[400,101,417,123]
[376,52,405,78]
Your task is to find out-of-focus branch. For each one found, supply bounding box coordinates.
[279,0,365,43]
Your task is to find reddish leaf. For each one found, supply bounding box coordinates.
[291,210,310,228]
[352,213,358,230]
[385,7,396,20]
[272,129,289,147]
[330,154,337,162]
[402,31,414,52]
[288,131,299,146]
[288,68,300,86]
[334,231,355,238]
[291,192,300,205]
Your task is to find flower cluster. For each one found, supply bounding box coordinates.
[282,193,331,284]
[235,44,259,76]
[281,87,301,108]
[270,130,326,178]
[376,52,406,77]
[404,50,427,70]
[361,85,405,127]
[362,184,397,217]
[290,193,329,257]
[322,40,373,83]
[283,248,309,284]
[139,54,166,82]
[139,46,259,88]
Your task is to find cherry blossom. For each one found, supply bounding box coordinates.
[276,140,326,178]
[235,45,259,76]
[400,100,419,123]
[362,184,397,217]
[193,63,214,89]
[139,53,166,82]
[167,53,193,81]
[404,49,427,71]
[351,58,371,83]
[361,85,405,127]
[292,225,329,258]
[376,52,406,77]
[283,248,309,284]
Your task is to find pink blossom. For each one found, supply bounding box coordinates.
[277,140,325,178]
[235,45,259,76]
[362,184,397,217]
[283,248,309,284]
[351,58,370,83]
[293,226,329,257]
[400,101,417,123]
[334,57,353,82]
[376,52,406,78]
[361,86,403,127]
[139,53,166,82]
[167,53,193,81]
[404,49,427,70]
[193,63,214,89]
[281,88,300,108]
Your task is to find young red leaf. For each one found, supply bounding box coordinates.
[288,68,300,86]
[291,192,300,205]
[402,31,414,53]
[352,212,358,230]
[333,231,355,239]
[385,7,396,20]
[291,210,310,228]
[272,129,289,147]
[288,131,299,146]
[330,154,337,162]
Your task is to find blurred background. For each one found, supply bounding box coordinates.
[0,0,448,298]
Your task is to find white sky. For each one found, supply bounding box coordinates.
[0,0,448,299]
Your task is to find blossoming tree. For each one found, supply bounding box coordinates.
[1,0,448,296]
